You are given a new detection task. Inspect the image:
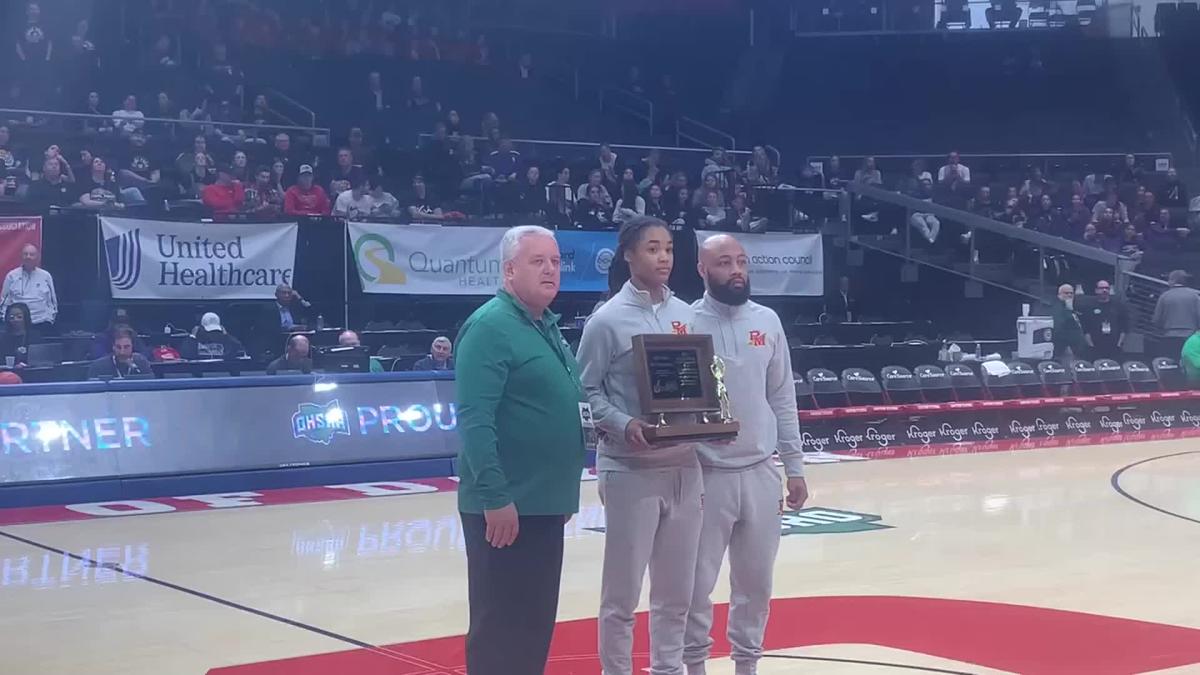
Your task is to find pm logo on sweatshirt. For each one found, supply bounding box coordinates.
[748,330,767,347]
[671,321,688,335]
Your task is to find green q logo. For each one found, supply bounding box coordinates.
[353,234,407,284]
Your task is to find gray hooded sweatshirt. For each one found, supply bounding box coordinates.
[577,280,699,471]
[690,293,805,477]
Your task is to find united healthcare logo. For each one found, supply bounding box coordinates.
[105,228,142,291]
[353,233,407,285]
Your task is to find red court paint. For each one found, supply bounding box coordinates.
[207,595,1200,675]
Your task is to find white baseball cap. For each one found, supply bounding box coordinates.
[200,312,224,333]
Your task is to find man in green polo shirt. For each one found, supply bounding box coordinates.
[455,225,589,675]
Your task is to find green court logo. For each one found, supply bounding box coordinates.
[781,508,891,536]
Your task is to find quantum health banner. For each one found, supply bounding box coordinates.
[100,217,298,299]
[694,230,823,296]
[0,217,42,274]
[349,223,616,295]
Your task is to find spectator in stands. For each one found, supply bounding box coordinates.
[824,155,847,189]
[78,157,125,209]
[693,173,724,208]
[1094,207,1118,238]
[1032,194,1067,237]
[613,172,645,225]
[230,151,250,183]
[986,0,1022,27]
[412,336,454,371]
[406,75,441,114]
[270,160,287,194]
[701,190,727,230]
[485,137,520,182]
[202,165,246,215]
[79,91,109,134]
[112,95,146,137]
[1051,284,1087,359]
[935,163,970,210]
[1118,154,1143,186]
[545,166,574,228]
[365,71,394,116]
[1116,223,1145,259]
[88,329,152,380]
[90,307,147,359]
[0,126,27,198]
[205,43,244,101]
[668,186,694,234]
[13,1,52,105]
[176,135,217,195]
[824,276,856,323]
[407,174,444,222]
[702,148,735,192]
[638,150,665,192]
[908,176,940,244]
[1083,170,1112,204]
[266,334,313,374]
[1066,193,1092,235]
[1081,222,1106,249]
[481,112,501,139]
[183,312,245,359]
[644,184,666,219]
[445,109,464,137]
[938,151,971,184]
[577,168,613,206]
[597,144,621,192]
[284,165,331,216]
[1158,168,1189,208]
[368,180,400,218]
[895,159,931,196]
[1132,189,1159,229]
[26,157,73,208]
[517,52,534,80]
[0,303,35,367]
[117,130,166,200]
[1153,270,1200,358]
[853,157,882,186]
[1020,166,1050,200]
[1147,209,1190,249]
[327,148,364,197]
[333,177,375,220]
[153,91,177,128]
[1092,189,1129,224]
[1079,280,1129,360]
[663,170,689,206]
[968,186,998,220]
[576,184,614,230]
[516,166,547,215]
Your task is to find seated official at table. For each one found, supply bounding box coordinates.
[0,244,58,335]
[88,330,152,380]
[266,334,313,374]
[338,330,384,372]
[182,312,246,359]
[91,307,150,359]
[0,303,36,367]
[256,284,310,357]
[412,336,454,371]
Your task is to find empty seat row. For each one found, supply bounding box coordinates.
[793,359,1186,409]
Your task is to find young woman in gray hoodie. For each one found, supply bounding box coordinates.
[577,216,702,675]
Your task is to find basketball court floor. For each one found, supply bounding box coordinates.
[1,441,1198,674]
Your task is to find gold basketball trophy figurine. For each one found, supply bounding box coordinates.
[711,354,732,423]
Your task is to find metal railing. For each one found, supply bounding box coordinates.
[0,108,331,141]
[415,132,751,163]
[844,182,1130,304]
[598,87,654,136]
[263,89,316,129]
[807,151,1174,170]
[675,116,738,152]
[1125,270,1171,336]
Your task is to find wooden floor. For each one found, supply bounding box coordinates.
[2,441,1198,674]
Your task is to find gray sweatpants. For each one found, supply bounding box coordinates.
[684,460,782,668]
[599,466,704,675]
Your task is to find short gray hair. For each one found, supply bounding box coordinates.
[500,225,555,263]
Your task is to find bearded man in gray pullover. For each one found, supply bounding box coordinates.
[684,234,809,675]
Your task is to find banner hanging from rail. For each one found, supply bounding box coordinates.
[100,217,298,299]
[0,217,42,275]
[694,230,823,296]
[348,223,616,295]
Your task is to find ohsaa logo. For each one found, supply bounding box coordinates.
[292,400,351,445]
[748,330,766,347]
[671,321,688,335]
[780,508,891,536]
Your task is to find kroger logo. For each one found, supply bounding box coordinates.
[105,228,142,290]
[907,425,938,445]
[1122,412,1146,431]
[1180,410,1200,427]
[800,431,830,453]
[1150,411,1175,428]
[971,421,999,440]
[833,427,896,448]
[1065,416,1093,434]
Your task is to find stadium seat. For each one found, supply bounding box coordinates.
[1070,359,1105,395]
[1005,361,1046,398]
[1151,357,1186,391]
[1093,359,1131,393]
[793,373,816,410]
[944,363,986,401]
[807,368,849,408]
[842,368,885,405]
[981,363,1021,400]
[880,365,923,404]
[914,364,956,402]
[1037,361,1074,395]
[1124,360,1159,393]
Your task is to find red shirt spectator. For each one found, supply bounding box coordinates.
[201,166,245,215]
[284,165,331,216]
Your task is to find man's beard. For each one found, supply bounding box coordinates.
[709,276,751,306]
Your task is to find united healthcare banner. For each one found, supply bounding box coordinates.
[695,230,823,296]
[0,217,42,274]
[349,223,615,295]
[100,217,298,299]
